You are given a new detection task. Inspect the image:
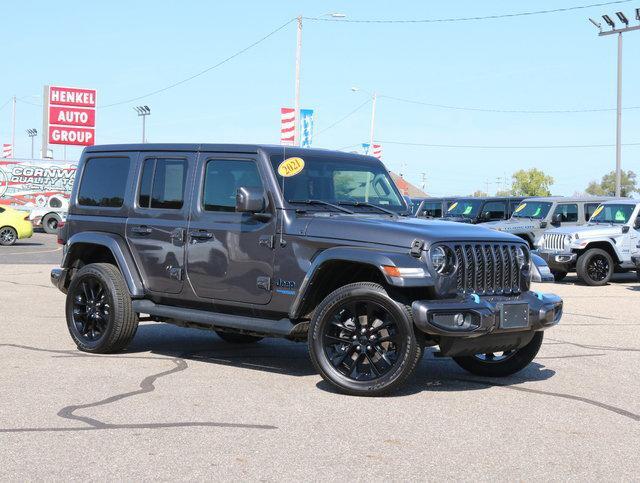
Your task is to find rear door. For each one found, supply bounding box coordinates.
[186,154,276,304]
[126,152,195,294]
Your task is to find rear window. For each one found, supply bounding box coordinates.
[78,157,130,207]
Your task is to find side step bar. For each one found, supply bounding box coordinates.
[132,300,302,338]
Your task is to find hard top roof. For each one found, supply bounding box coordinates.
[522,196,618,203]
[83,143,379,162]
[600,198,639,205]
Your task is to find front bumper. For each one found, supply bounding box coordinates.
[412,291,562,338]
[538,251,576,272]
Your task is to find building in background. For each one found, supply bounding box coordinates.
[390,172,427,197]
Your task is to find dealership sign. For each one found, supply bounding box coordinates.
[44,85,97,148]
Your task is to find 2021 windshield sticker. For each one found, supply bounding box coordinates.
[278,157,305,177]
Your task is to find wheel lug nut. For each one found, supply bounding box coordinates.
[369,335,376,340]
[352,335,357,340]
[360,328,366,334]
[366,345,372,351]
[356,345,361,351]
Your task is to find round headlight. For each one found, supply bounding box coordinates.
[515,246,527,268]
[430,246,447,273]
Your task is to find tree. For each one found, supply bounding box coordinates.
[510,168,554,197]
[585,170,637,197]
[495,189,512,197]
[472,190,487,197]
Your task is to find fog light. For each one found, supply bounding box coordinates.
[431,312,476,331]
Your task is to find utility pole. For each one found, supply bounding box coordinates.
[294,15,302,147]
[589,9,640,197]
[11,96,16,158]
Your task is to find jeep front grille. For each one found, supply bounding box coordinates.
[544,233,565,251]
[453,243,522,295]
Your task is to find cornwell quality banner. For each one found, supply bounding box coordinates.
[0,159,77,207]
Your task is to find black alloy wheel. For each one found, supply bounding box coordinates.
[586,255,610,282]
[309,282,422,396]
[576,248,614,286]
[70,275,111,343]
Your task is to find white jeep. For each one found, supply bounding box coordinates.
[536,199,640,285]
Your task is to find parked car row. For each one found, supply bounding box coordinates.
[410,195,639,285]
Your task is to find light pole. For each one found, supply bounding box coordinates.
[294,12,346,146]
[351,87,377,153]
[589,9,640,197]
[134,106,151,143]
[11,96,16,158]
[26,129,37,158]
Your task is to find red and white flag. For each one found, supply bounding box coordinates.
[280,107,295,146]
[372,144,382,159]
[2,144,12,158]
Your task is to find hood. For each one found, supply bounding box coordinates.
[545,223,627,238]
[299,214,523,248]
[440,216,474,224]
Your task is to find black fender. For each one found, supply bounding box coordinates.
[289,246,432,319]
[62,232,145,297]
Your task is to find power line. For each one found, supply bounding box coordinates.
[380,94,640,114]
[15,97,42,107]
[304,0,631,24]
[378,139,640,149]
[315,99,370,136]
[100,18,296,108]
[0,98,11,111]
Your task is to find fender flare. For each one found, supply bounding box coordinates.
[289,246,431,319]
[573,238,621,263]
[63,232,145,297]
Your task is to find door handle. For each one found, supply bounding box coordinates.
[189,230,214,241]
[131,225,152,235]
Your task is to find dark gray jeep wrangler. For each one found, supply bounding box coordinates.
[51,144,562,396]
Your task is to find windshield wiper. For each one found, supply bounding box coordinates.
[337,201,397,216]
[287,199,354,214]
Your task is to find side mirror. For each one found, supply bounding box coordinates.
[479,211,491,222]
[539,221,548,229]
[551,213,563,225]
[236,187,265,213]
[634,218,640,230]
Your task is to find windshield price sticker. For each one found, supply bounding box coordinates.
[463,205,473,215]
[447,202,458,211]
[591,205,604,218]
[278,157,305,177]
[514,203,526,213]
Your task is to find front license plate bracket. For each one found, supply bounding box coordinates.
[500,302,529,329]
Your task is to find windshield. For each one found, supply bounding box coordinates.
[589,204,635,224]
[445,199,482,218]
[270,154,407,213]
[512,201,552,219]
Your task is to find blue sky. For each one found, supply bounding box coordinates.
[2,0,639,196]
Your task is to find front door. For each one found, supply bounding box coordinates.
[552,203,579,229]
[186,155,275,304]
[126,152,194,294]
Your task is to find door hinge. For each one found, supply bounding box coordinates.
[256,276,271,291]
[410,239,424,258]
[259,235,275,249]
[167,266,183,281]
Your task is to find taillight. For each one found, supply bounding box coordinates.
[57,222,66,245]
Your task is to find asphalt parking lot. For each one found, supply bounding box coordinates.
[0,245,638,479]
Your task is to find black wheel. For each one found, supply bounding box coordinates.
[452,332,544,377]
[0,226,17,246]
[576,248,613,286]
[215,330,263,344]
[308,282,422,397]
[42,213,60,234]
[551,270,567,282]
[66,263,138,353]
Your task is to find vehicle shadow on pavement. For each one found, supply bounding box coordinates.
[126,323,317,377]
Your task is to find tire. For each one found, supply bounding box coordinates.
[551,270,567,282]
[308,282,422,397]
[42,213,61,234]
[0,226,17,246]
[576,248,614,286]
[215,330,263,344]
[453,332,544,377]
[65,263,138,353]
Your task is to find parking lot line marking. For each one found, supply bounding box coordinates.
[0,247,62,256]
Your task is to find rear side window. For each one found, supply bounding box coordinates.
[420,201,442,217]
[584,203,600,221]
[138,158,187,210]
[202,159,263,212]
[483,201,507,220]
[554,203,578,222]
[78,157,130,207]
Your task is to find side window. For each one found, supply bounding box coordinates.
[584,203,600,221]
[483,201,507,220]
[420,202,441,217]
[137,158,187,210]
[554,203,578,222]
[78,157,130,207]
[203,159,263,212]
[49,198,62,208]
